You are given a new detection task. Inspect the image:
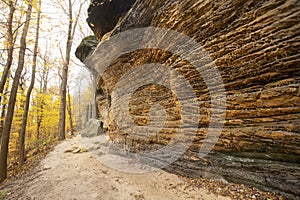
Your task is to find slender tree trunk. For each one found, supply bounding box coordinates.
[58,0,83,140]
[0,79,10,143]
[0,107,5,142]
[41,53,49,94]
[58,54,69,140]
[0,1,32,183]
[36,100,44,144]
[67,86,75,135]
[0,0,15,142]
[0,0,15,106]
[36,54,49,143]
[58,0,72,141]
[19,0,42,166]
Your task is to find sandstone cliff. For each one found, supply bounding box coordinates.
[77,0,300,198]
[87,0,136,39]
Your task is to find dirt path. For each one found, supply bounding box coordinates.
[2,136,231,200]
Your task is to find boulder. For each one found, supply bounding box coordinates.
[75,35,98,63]
[80,119,104,138]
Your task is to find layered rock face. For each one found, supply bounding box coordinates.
[82,0,300,198]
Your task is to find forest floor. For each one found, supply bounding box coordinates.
[0,135,284,200]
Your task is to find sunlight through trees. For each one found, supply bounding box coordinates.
[0,0,92,182]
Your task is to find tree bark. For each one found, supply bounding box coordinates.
[0,0,15,106]
[58,0,83,140]
[19,0,41,166]
[0,79,10,143]
[0,0,15,141]
[58,0,73,141]
[67,86,75,135]
[0,0,32,183]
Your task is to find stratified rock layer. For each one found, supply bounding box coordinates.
[86,0,300,198]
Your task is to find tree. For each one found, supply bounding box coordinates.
[67,85,75,135]
[19,0,42,166]
[35,49,50,143]
[0,79,10,142]
[58,0,84,140]
[0,0,15,143]
[0,0,33,182]
[0,0,15,106]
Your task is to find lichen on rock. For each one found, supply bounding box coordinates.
[75,35,98,63]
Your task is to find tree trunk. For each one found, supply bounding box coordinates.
[67,86,75,135]
[36,108,43,144]
[19,0,41,166]
[0,0,15,106]
[58,0,73,141]
[36,52,49,143]
[0,1,32,183]
[0,0,15,142]
[0,79,10,143]
[58,0,84,140]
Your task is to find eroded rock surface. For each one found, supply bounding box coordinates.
[87,0,136,39]
[75,35,98,63]
[83,0,300,198]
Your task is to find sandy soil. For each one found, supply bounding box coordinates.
[2,135,231,200]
